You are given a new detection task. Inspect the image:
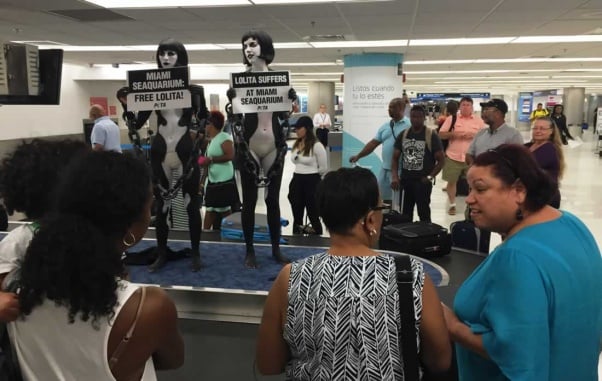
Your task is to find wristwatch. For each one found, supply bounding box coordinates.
[426,175,434,182]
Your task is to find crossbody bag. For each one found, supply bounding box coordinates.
[394,254,420,381]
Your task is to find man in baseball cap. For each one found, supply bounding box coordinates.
[466,98,523,165]
[479,98,508,114]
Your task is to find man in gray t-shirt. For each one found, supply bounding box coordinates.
[466,98,523,165]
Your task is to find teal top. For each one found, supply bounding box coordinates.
[454,211,602,381]
[206,131,234,183]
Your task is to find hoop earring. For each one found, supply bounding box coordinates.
[516,208,524,221]
[122,231,136,247]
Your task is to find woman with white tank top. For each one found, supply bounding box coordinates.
[9,152,184,381]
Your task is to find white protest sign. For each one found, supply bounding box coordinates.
[127,66,190,111]
[230,71,291,113]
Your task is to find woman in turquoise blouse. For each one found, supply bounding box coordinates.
[442,144,601,381]
[201,111,236,231]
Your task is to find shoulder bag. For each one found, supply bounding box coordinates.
[395,255,459,381]
[394,254,420,381]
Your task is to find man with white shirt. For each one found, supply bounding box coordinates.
[89,105,122,153]
[313,104,331,147]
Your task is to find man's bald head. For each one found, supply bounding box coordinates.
[89,104,106,120]
[388,97,405,121]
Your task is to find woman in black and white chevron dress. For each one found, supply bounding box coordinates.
[256,167,451,380]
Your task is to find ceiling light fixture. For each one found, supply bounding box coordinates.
[404,57,602,65]
[409,76,550,80]
[270,62,340,66]
[83,0,248,8]
[27,33,602,54]
[434,80,587,84]
[404,69,569,74]
[35,44,226,51]
[82,0,378,8]
[409,37,514,46]
[512,35,602,43]
[310,40,406,48]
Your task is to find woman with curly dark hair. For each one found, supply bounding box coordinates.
[0,139,88,322]
[8,151,184,380]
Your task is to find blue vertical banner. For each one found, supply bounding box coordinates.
[342,53,403,176]
[518,92,533,123]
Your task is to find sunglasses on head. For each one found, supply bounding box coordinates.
[487,149,520,180]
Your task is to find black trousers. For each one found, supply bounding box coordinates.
[288,173,322,234]
[557,124,573,144]
[316,128,329,147]
[401,177,433,223]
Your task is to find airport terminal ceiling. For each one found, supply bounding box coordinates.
[2,0,602,93]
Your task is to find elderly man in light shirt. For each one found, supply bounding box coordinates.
[89,104,122,153]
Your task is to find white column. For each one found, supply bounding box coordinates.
[563,87,585,137]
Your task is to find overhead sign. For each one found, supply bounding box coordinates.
[230,70,292,113]
[533,89,558,96]
[416,92,491,100]
[127,67,190,111]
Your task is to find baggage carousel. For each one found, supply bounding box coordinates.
[125,237,449,324]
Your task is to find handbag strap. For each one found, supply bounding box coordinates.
[108,286,146,370]
[390,120,398,141]
[394,254,420,381]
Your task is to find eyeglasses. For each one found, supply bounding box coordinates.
[371,204,389,212]
[531,127,552,131]
[487,149,520,180]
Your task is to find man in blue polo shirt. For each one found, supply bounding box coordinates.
[349,97,410,204]
[89,104,122,153]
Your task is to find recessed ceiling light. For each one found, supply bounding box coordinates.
[512,35,602,43]
[83,0,248,8]
[409,37,514,46]
[82,0,379,8]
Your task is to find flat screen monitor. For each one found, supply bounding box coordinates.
[0,48,63,105]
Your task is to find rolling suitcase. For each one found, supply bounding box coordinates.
[379,222,452,258]
[382,190,411,227]
[450,220,490,255]
[382,210,411,227]
[221,212,288,243]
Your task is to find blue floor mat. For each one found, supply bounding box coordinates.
[126,239,449,291]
